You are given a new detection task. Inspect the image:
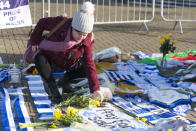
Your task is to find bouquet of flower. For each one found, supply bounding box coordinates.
[158,33,178,69]
[19,107,83,129]
[50,107,83,128]
[56,93,100,108]
[158,33,178,56]
[19,94,101,129]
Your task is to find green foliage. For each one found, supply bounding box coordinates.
[56,93,93,108]
[158,33,177,56]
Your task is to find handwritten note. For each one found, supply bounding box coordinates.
[80,103,149,131]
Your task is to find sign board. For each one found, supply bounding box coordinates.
[0,0,32,29]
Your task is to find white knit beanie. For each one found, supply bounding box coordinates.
[72,1,95,34]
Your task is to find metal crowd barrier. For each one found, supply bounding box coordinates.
[29,0,196,33]
[160,0,196,33]
[29,0,155,32]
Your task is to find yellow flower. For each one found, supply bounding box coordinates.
[90,100,100,106]
[158,36,164,44]
[50,124,57,128]
[53,108,63,120]
[173,39,178,44]
[95,101,100,106]
[67,106,78,118]
[121,130,125,131]
[74,123,79,128]
[67,112,71,118]
[67,106,78,113]
[163,34,172,40]
[168,129,173,131]
[163,34,167,39]
[141,118,147,122]
[135,117,140,120]
[168,33,173,38]
[32,68,38,74]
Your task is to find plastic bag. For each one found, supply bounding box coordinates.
[95,46,121,62]
[71,73,114,101]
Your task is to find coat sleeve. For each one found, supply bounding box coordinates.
[82,39,100,93]
[29,16,64,46]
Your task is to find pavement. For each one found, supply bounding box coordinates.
[1,16,196,63]
[0,4,196,131]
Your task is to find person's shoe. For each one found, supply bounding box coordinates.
[48,82,62,104]
[57,74,69,87]
[62,83,73,94]
[50,87,62,104]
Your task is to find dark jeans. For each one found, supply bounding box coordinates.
[34,52,86,86]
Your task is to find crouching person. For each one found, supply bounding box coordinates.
[28,2,104,104]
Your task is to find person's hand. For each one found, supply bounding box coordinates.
[93,90,104,103]
[100,87,113,102]
[94,56,99,64]
[95,57,101,64]
[32,45,39,52]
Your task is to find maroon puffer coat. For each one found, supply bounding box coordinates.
[30,16,100,93]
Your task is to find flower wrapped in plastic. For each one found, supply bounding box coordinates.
[19,107,83,129]
[158,33,178,70]
[158,33,177,55]
[57,93,101,108]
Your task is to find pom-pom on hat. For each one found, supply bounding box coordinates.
[72,1,95,33]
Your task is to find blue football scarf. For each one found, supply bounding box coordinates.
[107,61,175,89]
[8,88,33,131]
[110,94,196,125]
[0,68,9,83]
[0,86,16,131]
[26,75,53,120]
[0,87,33,131]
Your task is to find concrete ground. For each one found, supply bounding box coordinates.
[1,14,196,63]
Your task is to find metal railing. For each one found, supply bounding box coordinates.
[29,0,155,32]
[28,0,196,33]
[160,0,196,33]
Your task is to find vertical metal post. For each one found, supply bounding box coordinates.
[96,0,98,22]
[181,0,184,19]
[145,0,147,20]
[33,0,36,24]
[47,0,50,17]
[121,0,123,21]
[133,0,135,20]
[102,0,105,22]
[56,0,59,16]
[42,0,45,18]
[115,0,117,22]
[179,21,183,34]
[76,0,79,11]
[63,0,65,14]
[127,0,129,21]
[167,0,170,19]
[139,0,141,20]
[174,0,177,19]
[70,0,72,17]
[109,0,111,22]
